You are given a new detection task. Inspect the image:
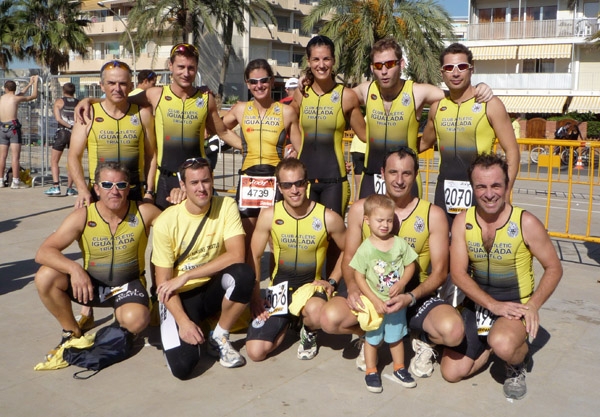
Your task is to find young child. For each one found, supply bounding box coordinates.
[349,194,418,393]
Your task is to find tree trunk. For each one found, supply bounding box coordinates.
[218,17,234,99]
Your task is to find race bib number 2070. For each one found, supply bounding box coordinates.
[444,180,473,213]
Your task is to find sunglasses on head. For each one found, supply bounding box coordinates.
[170,43,199,58]
[246,77,271,85]
[279,179,308,190]
[98,181,129,190]
[101,60,132,74]
[146,71,156,80]
[441,63,472,73]
[372,60,401,70]
[182,157,211,170]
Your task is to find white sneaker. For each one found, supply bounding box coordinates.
[11,179,28,189]
[297,325,318,360]
[207,331,246,368]
[409,337,436,378]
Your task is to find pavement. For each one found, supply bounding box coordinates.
[1,184,599,417]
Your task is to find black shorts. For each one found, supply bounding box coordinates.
[52,128,72,151]
[246,314,297,342]
[351,152,365,175]
[308,179,350,217]
[407,296,448,332]
[67,273,148,309]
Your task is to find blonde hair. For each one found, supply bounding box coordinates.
[363,194,395,217]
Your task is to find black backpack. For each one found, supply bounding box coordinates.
[63,325,133,379]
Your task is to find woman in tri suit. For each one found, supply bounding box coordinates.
[222,59,301,251]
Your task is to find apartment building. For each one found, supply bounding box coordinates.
[461,0,600,115]
[72,0,320,101]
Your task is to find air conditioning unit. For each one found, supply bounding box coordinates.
[291,62,298,69]
[268,59,277,66]
[311,2,319,6]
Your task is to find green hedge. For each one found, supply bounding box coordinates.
[587,121,600,138]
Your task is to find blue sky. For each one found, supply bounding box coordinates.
[437,0,468,17]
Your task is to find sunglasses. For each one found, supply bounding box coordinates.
[170,43,199,58]
[98,181,129,190]
[441,63,472,73]
[372,60,401,70]
[181,157,211,170]
[247,77,271,85]
[146,71,156,80]
[101,60,132,74]
[387,146,417,156]
[279,179,308,190]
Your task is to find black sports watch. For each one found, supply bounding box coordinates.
[328,278,338,290]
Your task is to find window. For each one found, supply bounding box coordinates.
[276,16,289,32]
[523,59,554,73]
[584,1,599,18]
[272,50,289,65]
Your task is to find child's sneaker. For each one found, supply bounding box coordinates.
[393,367,417,388]
[365,372,383,393]
[44,185,61,196]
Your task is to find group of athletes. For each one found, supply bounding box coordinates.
[33,36,562,400]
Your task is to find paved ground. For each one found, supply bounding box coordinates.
[1,184,599,417]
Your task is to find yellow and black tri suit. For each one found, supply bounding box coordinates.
[87,102,145,197]
[360,79,421,199]
[464,206,534,304]
[154,85,210,209]
[78,200,148,288]
[361,198,431,292]
[432,95,496,222]
[298,84,349,216]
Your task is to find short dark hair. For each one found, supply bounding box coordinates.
[382,146,419,174]
[364,194,395,217]
[137,69,157,83]
[468,153,509,186]
[275,158,307,183]
[94,161,130,184]
[370,37,402,63]
[178,157,212,183]
[4,80,16,92]
[440,42,473,66]
[169,43,199,65]
[62,82,76,96]
[244,59,274,80]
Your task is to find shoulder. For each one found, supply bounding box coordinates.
[138,202,162,224]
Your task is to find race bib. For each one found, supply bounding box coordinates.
[98,283,129,303]
[239,175,277,209]
[475,304,498,336]
[374,174,387,195]
[265,281,288,316]
[443,180,473,213]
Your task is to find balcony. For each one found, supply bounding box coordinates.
[472,72,573,90]
[467,18,599,41]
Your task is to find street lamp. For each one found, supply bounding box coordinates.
[97,1,137,86]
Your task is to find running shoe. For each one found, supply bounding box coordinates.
[297,325,318,360]
[75,311,95,332]
[504,361,527,400]
[11,179,28,189]
[207,331,246,368]
[365,372,383,393]
[393,367,417,388]
[45,329,75,361]
[44,185,61,196]
[410,337,437,378]
[66,187,78,196]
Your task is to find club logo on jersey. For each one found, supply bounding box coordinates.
[130,114,140,126]
[414,216,425,233]
[248,105,253,112]
[440,106,448,112]
[466,223,473,230]
[165,96,172,101]
[312,217,323,232]
[87,221,97,227]
[370,94,378,101]
[401,92,411,107]
[127,214,138,228]
[331,90,340,104]
[275,219,284,226]
[95,117,104,123]
[507,221,519,238]
[472,102,482,113]
[196,97,205,108]
[274,104,281,114]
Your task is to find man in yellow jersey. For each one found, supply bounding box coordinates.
[245,158,346,362]
[68,60,156,208]
[420,43,520,226]
[352,38,493,199]
[321,147,464,378]
[34,162,162,361]
[129,69,157,96]
[152,157,254,379]
[442,154,562,400]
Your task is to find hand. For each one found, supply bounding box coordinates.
[250,294,269,322]
[74,190,93,209]
[178,319,205,345]
[70,267,94,304]
[345,161,352,174]
[284,144,297,159]
[75,98,92,125]
[30,75,39,84]
[490,300,529,320]
[388,282,405,298]
[345,285,365,311]
[385,293,411,313]
[474,83,494,103]
[372,298,387,315]
[523,302,540,339]
[157,275,188,303]
[166,187,187,205]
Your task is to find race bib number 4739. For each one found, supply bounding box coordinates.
[239,175,276,209]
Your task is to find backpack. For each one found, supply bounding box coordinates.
[63,325,133,379]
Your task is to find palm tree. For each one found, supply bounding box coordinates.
[0,0,16,69]
[303,0,455,85]
[11,0,91,75]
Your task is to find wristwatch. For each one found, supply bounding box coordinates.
[145,190,155,197]
[407,292,417,307]
[327,278,338,290]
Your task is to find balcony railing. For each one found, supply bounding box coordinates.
[472,73,573,90]
[467,18,599,41]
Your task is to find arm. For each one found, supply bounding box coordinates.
[34,208,94,303]
[67,114,94,208]
[17,75,39,102]
[419,101,439,153]
[487,98,520,195]
[221,102,243,130]
[354,269,387,315]
[351,81,369,106]
[521,211,563,339]
[389,261,416,299]
[344,88,366,142]
[206,93,242,150]
[249,207,274,320]
[321,209,346,296]
[74,97,103,125]
[53,99,71,129]
[341,200,366,309]
[140,107,157,204]
[283,105,302,154]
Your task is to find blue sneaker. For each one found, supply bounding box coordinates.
[44,185,61,196]
[393,368,417,388]
[66,187,78,196]
[365,372,383,393]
